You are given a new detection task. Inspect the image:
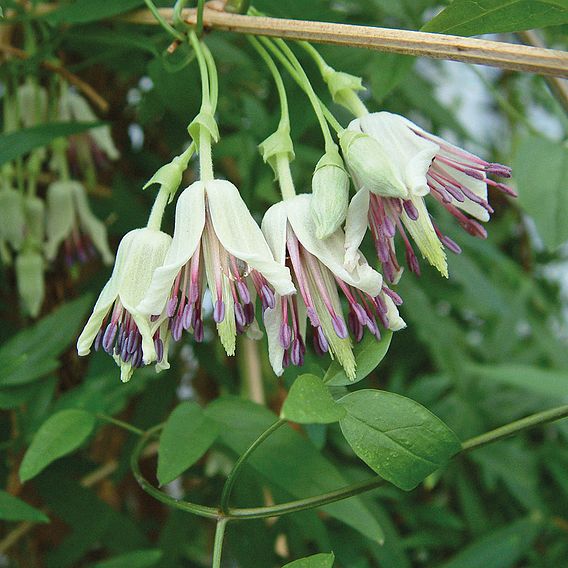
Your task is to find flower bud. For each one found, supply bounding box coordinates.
[45,181,75,261]
[310,149,350,239]
[143,146,194,202]
[339,130,407,198]
[0,188,25,251]
[258,127,295,179]
[17,80,48,128]
[16,249,45,318]
[23,195,45,246]
[321,66,367,116]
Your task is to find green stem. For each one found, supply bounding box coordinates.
[276,154,296,200]
[199,127,214,181]
[196,0,205,37]
[143,0,185,41]
[97,413,146,436]
[131,403,568,522]
[189,30,211,110]
[201,40,219,113]
[247,35,290,130]
[146,186,170,231]
[461,403,568,453]
[220,418,286,513]
[211,518,228,568]
[173,0,188,27]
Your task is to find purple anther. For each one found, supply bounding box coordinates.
[496,182,517,197]
[213,300,225,323]
[332,315,348,339]
[172,316,183,341]
[316,326,329,353]
[182,304,194,330]
[464,169,485,180]
[291,339,304,366]
[154,337,164,363]
[194,318,204,342]
[102,323,117,353]
[167,297,178,318]
[234,302,246,328]
[126,329,139,354]
[405,249,421,275]
[353,303,369,326]
[382,287,403,306]
[120,340,131,363]
[150,314,160,322]
[441,235,462,254]
[282,350,291,369]
[237,280,251,305]
[463,219,487,239]
[403,200,419,221]
[94,328,103,351]
[244,303,255,325]
[306,307,320,327]
[279,323,292,349]
[132,348,143,368]
[383,215,396,238]
[260,285,275,309]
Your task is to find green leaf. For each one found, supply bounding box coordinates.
[0,490,49,523]
[19,409,96,482]
[92,549,163,568]
[283,552,335,568]
[369,54,415,103]
[324,332,392,386]
[338,390,461,491]
[0,123,102,167]
[206,397,385,543]
[157,402,219,486]
[467,363,568,398]
[45,0,144,24]
[438,516,542,568]
[281,374,345,424]
[0,295,92,387]
[422,0,568,36]
[514,135,568,251]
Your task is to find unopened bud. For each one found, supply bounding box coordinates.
[24,195,45,246]
[339,130,407,198]
[311,149,350,239]
[0,188,25,251]
[321,66,367,117]
[16,249,45,318]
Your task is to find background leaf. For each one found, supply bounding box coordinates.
[423,0,568,35]
[282,552,335,567]
[281,374,345,424]
[45,0,144,24]
[338,390,462,490]
[0,123,102,167]
[514,135,568,251]
[324,332,392,387]
[0,490,49,523]
[157,401,219,486]
[19,409,95,482]
[92,549,163,568]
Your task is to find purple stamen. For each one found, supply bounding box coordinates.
[237,280,251,305]
[172,316,183,341]
[102,323,117,353]
[332,315,348,339]
[403,200,419,220]
[94,328,103,351]
[167,297,178,318]
[194,318,204,342]
[316,326,329,353]
[441,235,462,254]
[213,300,225,323]
[154,337,164,363]
[234,302,246,328]
[279,323,292,349]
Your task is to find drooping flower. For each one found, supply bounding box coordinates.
[341,112,516,281]
[16,249,45,318]
[77,228,172,382]
[59,88,120,162]
[0,185,25,252]
[45,180,114,267]
[137,179,296,356]
[261,193,405,380]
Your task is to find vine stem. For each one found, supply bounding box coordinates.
[212,518,228,568]
[131,402,568,522]
[220,418,286,513]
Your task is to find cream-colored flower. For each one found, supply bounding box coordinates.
[77,228,172,382]
[343,112,515,280]
[262,193,405,380]
[137,179,295,356]
[45,180,114,266]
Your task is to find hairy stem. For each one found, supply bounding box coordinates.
[211,518,228,568]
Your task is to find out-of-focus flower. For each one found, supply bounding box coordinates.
[59,89,120,162]
[17,80,48,128]
[77,228,172,382]
[310,148,350,239]
[45,180,114,266]
[0,186,25,252]
[262,193,405,380]
[16,249,44,318]
[342,112,515,281]
[137,179,295,357]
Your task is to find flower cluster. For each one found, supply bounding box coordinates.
[1,78,117,318]
[75,34,515,383]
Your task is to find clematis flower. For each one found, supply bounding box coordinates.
[77,228,172,382]
[16,249,45,318]
[341,112,515,281]
[261,193,405,380]
[137,179,296,356]
[0,186,25,252]
[45,180,114,267]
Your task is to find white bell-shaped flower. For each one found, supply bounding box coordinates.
[262,193,405,380]
[137,179,295,357]
[77,228,172,382]
[45,180,114,266]
[343,112,515,280]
